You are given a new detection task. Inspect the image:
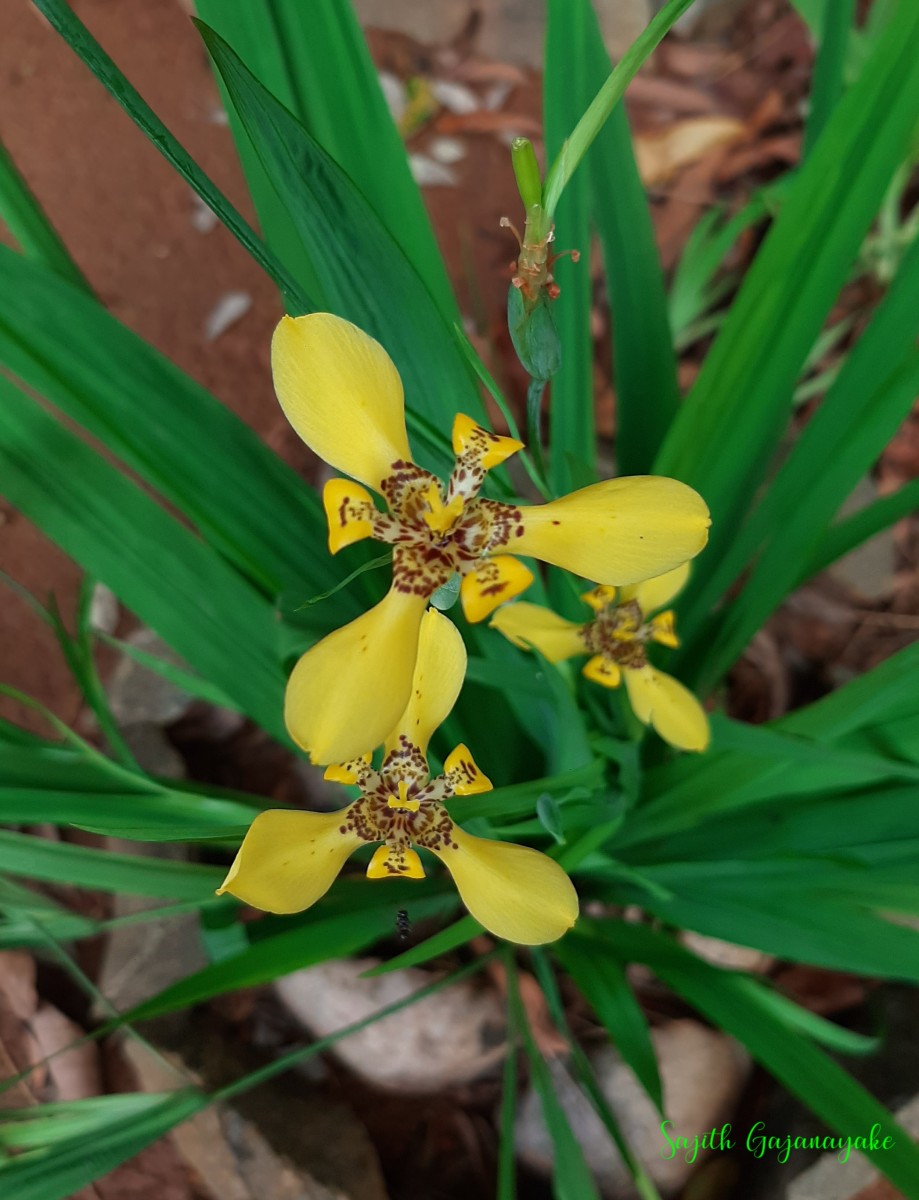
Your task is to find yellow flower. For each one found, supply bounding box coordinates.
[219,609,579,945]
[490,563,710,752]
[273,312,711,762]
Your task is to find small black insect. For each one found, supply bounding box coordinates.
[396,908,412,942]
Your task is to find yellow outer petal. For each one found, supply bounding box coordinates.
[272,313,412,491]
[432,827,579,945]
[217,808,360,914]
[489,602,585,663]
[384,608,466,758]
[512,477,710,586]
[582,655,621,688]
[620,561,691,614]
[285,587,428,764]
[624,666,710,752]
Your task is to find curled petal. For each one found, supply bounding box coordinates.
[285,587,427,764]
[620,561,691,615]
[624,666,710,752]
[583,655,621,688]
[217,808,360,914]
[512,477,710,586]
[581,585,617,613]
[648,610,679,649]
[272,313,412,491]
[452,413,524,470]
[431,827,579,945]
[490,602,585,663]
[384,608,467,759]
[323,478,377,554]
[444,743,493,795]
[460,555,534,623]
[367,844,425,879]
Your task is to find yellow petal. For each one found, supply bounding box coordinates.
[582,655,622,688]
[512,477,710,586]
[285,587,427,764]
[648,610,680,649]
[324,754,372,786]
[323,478,376,554]
[444,743,493,795]
[624,666,710,752]
[581,585,617,613]
[217,808,360,914]
[620,561,691,614]
[452,413,524,469]
[460,555,534,623]
[489,603,585,663]
[432,827,579,945]
[367,844,426,879]
[272,313,412,491]
[384,608,466,758]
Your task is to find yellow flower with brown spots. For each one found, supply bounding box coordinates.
[219,609,579,945]
[273,312,710,763]
[490,563,709,752]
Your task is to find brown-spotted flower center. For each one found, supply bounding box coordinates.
[490,564,710,752]
[324,414,532,624]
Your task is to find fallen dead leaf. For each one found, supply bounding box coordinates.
[636,115,747,186]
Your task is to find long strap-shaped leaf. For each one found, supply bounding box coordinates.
[193,0,457,320]
[0,376,287,740]
[196,22,488,482]
[32,0,312,314]
[0,247,353,612]
[655,0,919,553]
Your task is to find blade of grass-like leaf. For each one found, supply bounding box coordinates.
[655,0,919,561]
[497,970,520,1200]
[194,0,456,318]
[361,914,478,976]
[0,1090,207,1200]
[97,631,237,712]
[542,0,695,218]
[33,0,312,313]
[677,227,919,685]
[544,0,595,495]
[125,890,457,1021]
[582,920,919,1196]
[580,3,681,472]
[197,22,489,480]
[0,830,223,899]
[507,957,602,1200]
[803,0,857,154]
[531,951,663,1200]
[0,377,287,739]
[0,136,88,291]
[0,246,349,611]
[552,939,662,1111]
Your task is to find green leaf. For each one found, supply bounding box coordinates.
[0,246,346,611]
[656,0,919,574]
[0,377,286,739]
[193,0,456,318]
[553,939,662,1111]
[361,913,477,976]
[542,0,695,217]
[805,476,919,578]
[0,830,223,900]
[579,1,681,473]
[544,0,595,495]
[196,22,487,477]
[803,0,857,154]
[0,135,87,291]
[125,889,457,1021]
[0,1090,207,1200]
[32,0,311,312]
